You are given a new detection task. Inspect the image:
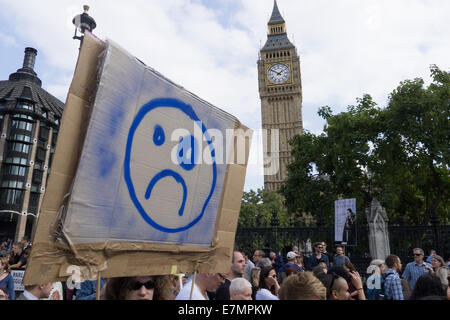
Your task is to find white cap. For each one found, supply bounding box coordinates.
[287,251,298,260]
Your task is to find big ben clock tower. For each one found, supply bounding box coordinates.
[258,0,303,191]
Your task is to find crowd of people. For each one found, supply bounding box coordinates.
[0,237,449,301]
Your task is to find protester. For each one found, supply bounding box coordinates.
[321,242,334,267]
[229,277,252,300]
[317,272,350,300]
[409,273,447,300]
[306,242,329,270]
[176,273,225,300]
[312,264,327,277]
[21,236,32,251]
[285,266,301,277]
[8,242,25,269]
[252,250,265,266]
[278,272,326,300]
[426,249,436,264]
[0,242,9,257]
[215,251,246,300]
[384,254,404,300]
[75,278,107,300]
[366,259,386,300]
[242,251,255,282]
[343,260,358,273]
[104,276,175,300]
[0,257,15,300]
[294,251,304,269]
[328,266,359,299]
[40,282,64,300]
[16,283,54,300]
[249,267,260,300]
[278,251,303,284]
[269,251,283,273]
[257,257,272,269]
[255,266,279,300]
[333,246,350,268]
[427,255,448,291]
[11,247,30,270]
[402,248,431,292]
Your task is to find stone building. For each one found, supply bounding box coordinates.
[258,0,303,191]
[0,48,64,242]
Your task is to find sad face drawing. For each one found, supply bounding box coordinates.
[124,98,217,233]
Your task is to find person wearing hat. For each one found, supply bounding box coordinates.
[277,251,303,284]
[366,259,386,300]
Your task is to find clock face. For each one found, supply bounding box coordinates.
[268,63,290,84]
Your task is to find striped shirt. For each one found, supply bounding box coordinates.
[402,261,431,291]
[384,269,404,300]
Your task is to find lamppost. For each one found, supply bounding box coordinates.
[72,5,97,48]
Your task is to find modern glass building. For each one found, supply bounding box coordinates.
[0,47,64,242]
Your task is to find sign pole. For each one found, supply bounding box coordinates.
[96,272,101,300]
[189,271,197,300]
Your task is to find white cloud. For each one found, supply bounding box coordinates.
[0,31,17,47]
[0,0,449,191]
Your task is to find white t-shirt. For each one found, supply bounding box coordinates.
[176,277,208,300]
[255,288,279,300]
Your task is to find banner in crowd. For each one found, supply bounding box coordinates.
[334,198,357,246]
[24,32,252,285]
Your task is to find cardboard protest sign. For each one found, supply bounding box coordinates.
[23,32,252,285]
[334,198,357,246]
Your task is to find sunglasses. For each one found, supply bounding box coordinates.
[128,280,155,291]
[218,273,226,281]
[413,254,423,256]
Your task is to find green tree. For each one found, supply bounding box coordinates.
[281,66,449,225]
[238,189,291,228]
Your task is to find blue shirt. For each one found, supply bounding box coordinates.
[402,261,431,291]
[333,255,350,268]
[306,254,329,271]
[384,269,403,300]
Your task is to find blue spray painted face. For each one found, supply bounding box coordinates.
[124,98,217,233]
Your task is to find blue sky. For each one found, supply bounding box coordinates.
[1,0,449,192]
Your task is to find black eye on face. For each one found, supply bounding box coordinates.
[153,125,165,146]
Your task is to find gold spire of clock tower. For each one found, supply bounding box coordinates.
[258,0,303,191]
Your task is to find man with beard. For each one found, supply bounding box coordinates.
[215,251,246,300]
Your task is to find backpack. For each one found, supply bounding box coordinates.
[381,272,395,300]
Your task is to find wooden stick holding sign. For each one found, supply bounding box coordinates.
[96,272,101,300]
[189,271,197,300]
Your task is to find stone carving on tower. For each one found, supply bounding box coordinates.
[258,0,303,191]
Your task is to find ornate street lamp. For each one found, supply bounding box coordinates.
[72,5,97,46]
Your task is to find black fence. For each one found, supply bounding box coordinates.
[235,224,450,276]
